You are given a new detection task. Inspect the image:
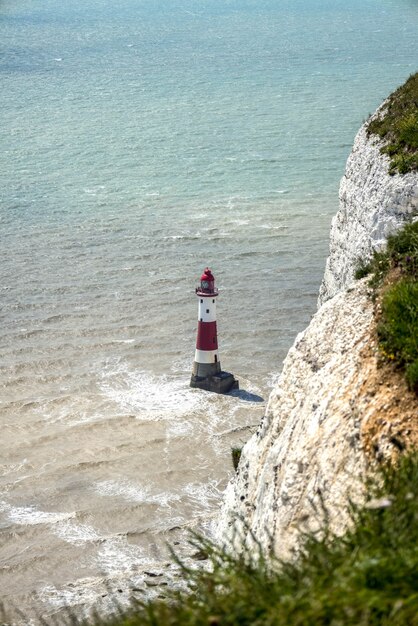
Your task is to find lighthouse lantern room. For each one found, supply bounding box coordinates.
[190,268,238,394]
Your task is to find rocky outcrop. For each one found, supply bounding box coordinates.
[318,119,418,306]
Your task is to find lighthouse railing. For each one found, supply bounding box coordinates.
[195,287,219,296]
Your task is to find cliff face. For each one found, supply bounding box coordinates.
[318,118,418,306]
[217,102,418,558]
[218,281,372,557]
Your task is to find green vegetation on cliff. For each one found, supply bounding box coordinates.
[379,279,418,392]
[355,221,418,392]
[367,72,418,174]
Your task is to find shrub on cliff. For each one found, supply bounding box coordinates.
[367,72,418,175]
[355,221,418,392]
[386,220,418,275]
[355,221,418,283]
[378,280,418,393]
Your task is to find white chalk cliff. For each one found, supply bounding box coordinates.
[318,112,418,306]
[217,99,418,558]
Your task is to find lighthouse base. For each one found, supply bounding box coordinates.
[190,371,239,394]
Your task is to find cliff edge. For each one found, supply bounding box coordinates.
[319,97,417,306]
[217,78,418,557]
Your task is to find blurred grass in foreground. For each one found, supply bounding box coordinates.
[4,451,418,626]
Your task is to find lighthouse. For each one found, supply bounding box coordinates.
[190,268,238,394]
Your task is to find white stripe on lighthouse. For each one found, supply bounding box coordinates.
[194,349,219,364]
[197,298,217,323]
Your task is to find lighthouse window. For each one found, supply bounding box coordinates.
[212,299,215,303]
[206,309,210,314]
[200,299,203,304]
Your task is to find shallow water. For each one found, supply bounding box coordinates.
[1,0,418,619]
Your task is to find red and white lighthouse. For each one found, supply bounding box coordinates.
[190,268,238,394]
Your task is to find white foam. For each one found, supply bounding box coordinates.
[95,479,181,508]
[54,520,102,545]
[0,459,29,477]
[0,501,103,545]
[97,536,150,575]
[112,339,135,344]
[162,232,201,241]
[183,479,223,514]
[34,399,107,427]
[39,577,108,610]
[95,480,148,503]
[0,501,75,526]
[229,219,249,226]
[166,418,193,437]
[99,360,203,418]
[266,370,281,389]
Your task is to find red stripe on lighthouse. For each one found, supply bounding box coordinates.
[196,321,218,351]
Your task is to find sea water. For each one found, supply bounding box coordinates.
[1,0,417,618]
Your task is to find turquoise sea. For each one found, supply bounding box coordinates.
[1,0,417,619]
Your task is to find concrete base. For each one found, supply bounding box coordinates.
[190,371,239,394]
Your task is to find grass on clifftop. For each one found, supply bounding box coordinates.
[355,221,418,392]
[367,72,418,174]
[13,450,416,626]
